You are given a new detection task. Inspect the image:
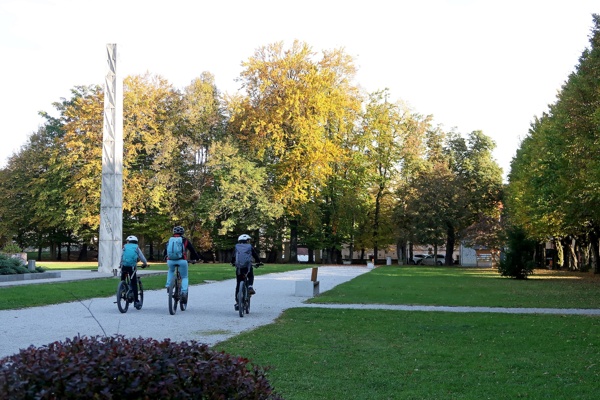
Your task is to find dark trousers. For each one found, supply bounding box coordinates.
[121,266,139,301]
[234,266,254,302]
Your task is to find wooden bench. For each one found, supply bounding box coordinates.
[295,267,320,297]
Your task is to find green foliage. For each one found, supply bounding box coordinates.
[498,227,537,279]
[206,139,282,236]
[0,38,508,261]
[1,242,22,254]
[0,335,282,400]
[506,14,600,266]
[0,253,28,275]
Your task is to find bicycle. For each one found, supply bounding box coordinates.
[168,260,196,315]
[236,262,262,318]
[116,263,145,313]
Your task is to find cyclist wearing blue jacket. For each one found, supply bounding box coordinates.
[121,235,148,309]
[163,226,202,304]
[231,233,261,310]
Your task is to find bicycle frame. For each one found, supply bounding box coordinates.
[116,264,143,313]
[236,263,261,317]
[168,262,187,315]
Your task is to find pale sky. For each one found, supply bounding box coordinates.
[1,0,597,180]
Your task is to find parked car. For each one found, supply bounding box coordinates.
[409,254,427,265]
[419,254,446,265]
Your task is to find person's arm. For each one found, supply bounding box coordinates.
[185,239,202,261]
[136,247,148,265]
[252,246,260,263]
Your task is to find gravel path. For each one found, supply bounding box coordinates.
[0,266,369,358]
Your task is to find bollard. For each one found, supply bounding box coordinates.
[27,260,36,272]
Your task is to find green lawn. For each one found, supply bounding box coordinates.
[309,266,600,309]
[213,266,600,399]
[216,308,600,399]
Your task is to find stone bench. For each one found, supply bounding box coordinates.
[295,267,320,297]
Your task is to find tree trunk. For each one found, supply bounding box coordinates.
[289,219,298,263]
[334,248,342,264]
[372,187,382,264]
[77,244,88,261]
[567,237,578,271]
[397,239,406,265]
[148,242,155,261]
[445,223,455,266]
[590,228,600,274]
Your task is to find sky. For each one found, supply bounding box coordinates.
[1,0,598,180]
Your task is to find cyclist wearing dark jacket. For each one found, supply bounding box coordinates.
[163,226,203,304]
[231,233,260,310]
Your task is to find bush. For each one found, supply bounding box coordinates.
[498,227,536,279]
[0,335,283,400]
[0,253,28,275]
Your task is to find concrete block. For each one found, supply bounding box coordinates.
[295,280,320,297]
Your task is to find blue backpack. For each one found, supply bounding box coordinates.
[167,236,184,260]
[121,243,138,267]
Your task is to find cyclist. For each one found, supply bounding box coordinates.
[231,233,261,311]
[120,235,148,309]
[163,226,202,305]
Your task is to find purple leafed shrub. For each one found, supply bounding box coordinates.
[0,335,283,400]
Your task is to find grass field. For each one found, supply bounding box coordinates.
[214,266,600,399]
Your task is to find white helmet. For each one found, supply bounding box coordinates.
[126,235,138,243]
[238,234,251,242]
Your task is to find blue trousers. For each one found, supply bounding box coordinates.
[166,259,189,293]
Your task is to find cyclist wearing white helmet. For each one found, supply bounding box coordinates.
[163,226,203,305]
[231,233,261,310]
[120,235,148,309]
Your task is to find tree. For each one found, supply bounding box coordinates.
[506,14,600,273]
[231,41,361,262]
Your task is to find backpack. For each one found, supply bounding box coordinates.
[235,243,253,269]
[167,236,184,260]
[121,243,138,267]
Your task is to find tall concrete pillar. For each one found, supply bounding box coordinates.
[98,44,123,274]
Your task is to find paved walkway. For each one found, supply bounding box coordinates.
[1,266,599,360]
[302,303,600,315]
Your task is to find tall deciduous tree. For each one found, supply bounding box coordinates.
[231,41,361,261]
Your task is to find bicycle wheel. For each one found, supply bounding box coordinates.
[245,293,251,314]
[135,278,144,310]
[237,282,245,318]
[168,279,178,315]
[117,281,129,313]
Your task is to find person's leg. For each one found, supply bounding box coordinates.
[130,268,139,301]
[248,266,255,294]
[248,267,255,286]
[166,260,175,288]
[235,273,241,302]
[180,260,189,293]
